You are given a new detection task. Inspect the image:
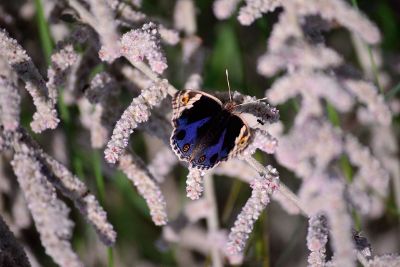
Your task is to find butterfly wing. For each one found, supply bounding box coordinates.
[171,90,223,160]
[172,90,222,122]
[190,112,251,169]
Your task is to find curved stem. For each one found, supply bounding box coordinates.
[244,156,310,216]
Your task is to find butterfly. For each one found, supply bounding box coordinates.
[170,89,251,170]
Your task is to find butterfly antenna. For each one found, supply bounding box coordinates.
[226,69,232,102]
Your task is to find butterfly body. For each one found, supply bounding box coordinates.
[171,90,251,170]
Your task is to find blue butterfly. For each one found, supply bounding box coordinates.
[170,90,251,170]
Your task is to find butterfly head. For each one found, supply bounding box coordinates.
[224,101,238,111]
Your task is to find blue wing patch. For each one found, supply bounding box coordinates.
[172,116,211,159]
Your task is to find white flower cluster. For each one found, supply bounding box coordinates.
[186,168,205,200]
[12,153,83,267]
[119,153,168,225]
[0,29,59,133]
[226,166,279,254]
[120,23,168,74]
[104,79,168,163]
[307,213,328,267]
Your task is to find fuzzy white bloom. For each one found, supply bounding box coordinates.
[11,153,83,267]
[307,213,328,267]
[46,44,79,103]
[105,0,121,10]
[241,129,278,157]
[174,0,197,35]
[368,254,400,267]
[324,180,356,267]
[243,0,380,44]
[298,174,328,213]
[29,100,60,133]
[186,168,205,200]
[293,0,381,44]
[4,127,117,248]
[44,155,117,246]
[86,71,117,103]
[158,25,180,45]
[214,159,258,184]
[226,166,279,254]
[370,125,400,215]
[120,9,146,25]
[76,194,117,245]
[4,127,117,247]
[11,190,31,232]
[121,66,154,90]
[347,179,375,216]
[258,42,343,77]
[238,0,282,25]
[184,199,211,222]
[345,135,389,196]
[120,23,168,74]
[345,135,389,217]
[344,79,391,126]
[110,0,146,24]
[267,71,354,125]
[141,79,169,106]
[351,34,385,82]
[104,79,168,163]
[147,146,178,183]
[300,174,356,267]
[272,189,301,215]
[267,9,302,51]
[90,0,121,63]
[119,153,168,225]
[182,36,202,63]
[79,98,109,148]
[163,225,227,257]
[0,29,59,132]
[80,72,119,148]
[105,98,149,163]
[0,76,20,131]
[275,119,343,179]
[213,0,240,20]
[184,73,203,90]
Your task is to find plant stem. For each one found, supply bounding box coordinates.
[108,247,114,267]
[351,0,384,94]
[245,156,310,216]
[367,47,384,94]
[204,174,223,267]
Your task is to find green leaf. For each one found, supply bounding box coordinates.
[92,150,105,204]
[204,22,243,91]
[385,82,400,100]
[326,102,340,127]
[34,0,54,65]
